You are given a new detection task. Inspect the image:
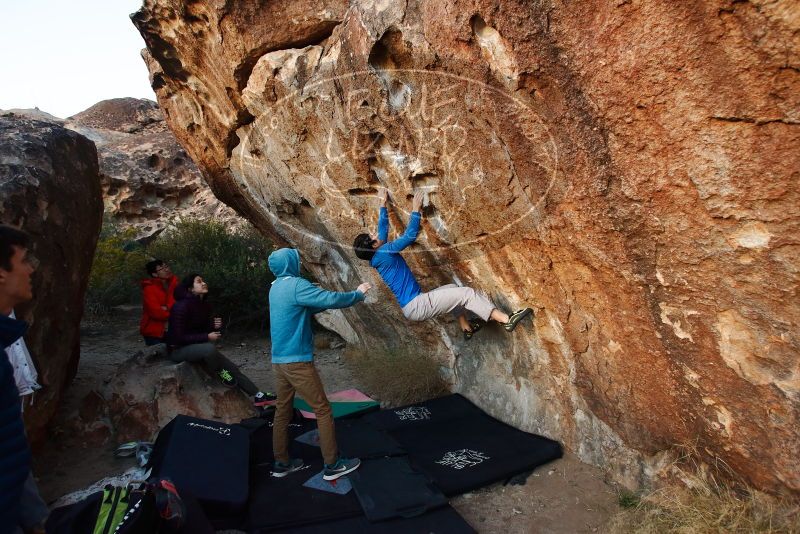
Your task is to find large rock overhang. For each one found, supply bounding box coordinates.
[132,0,800,495]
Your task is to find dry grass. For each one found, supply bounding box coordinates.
[345,345,450,407]
[608,449,800,534]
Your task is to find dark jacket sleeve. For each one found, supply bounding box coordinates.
[207,305,217,332]
[169,303,210,345]
[0,356,30,529]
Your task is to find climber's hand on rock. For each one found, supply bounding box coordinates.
[357,282,372,295]
[377,186,388,206]
[412,190,424,212]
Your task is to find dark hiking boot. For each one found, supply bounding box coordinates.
[217,368,237,388]
[323,458,361,481]
[463,319,485,341]
[504,308,533,332]
[271,458,305,478]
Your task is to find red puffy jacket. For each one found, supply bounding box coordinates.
[139,276,178,338]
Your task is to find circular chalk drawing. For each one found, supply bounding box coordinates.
[233,69,558,253]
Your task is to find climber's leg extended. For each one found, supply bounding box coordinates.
[402,284,493,322]
[479,302,534,331]
[402,284,534,336]
[499,308,534,332]
[489,309,509,324]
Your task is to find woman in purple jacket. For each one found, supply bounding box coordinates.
[167,273,274,408]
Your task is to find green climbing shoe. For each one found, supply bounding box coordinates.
[504,308,533,332]
[217,368,237,388]
[463,319,485,341]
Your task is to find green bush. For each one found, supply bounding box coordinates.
[86,222,149,314]
[146,218,275,331]
[618,489,641,509]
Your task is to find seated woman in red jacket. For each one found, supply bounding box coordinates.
[167,273,274,408]
[140,259,177,346]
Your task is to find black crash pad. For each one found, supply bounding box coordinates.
[245,430,363,532]
[272,504,476,534]
[361,394,485,432]
[367,395,563,496]
[336,418,405,459]
[149,415,250,528]
[349,457,447,522]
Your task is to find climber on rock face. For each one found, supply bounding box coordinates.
[353,187,533,340]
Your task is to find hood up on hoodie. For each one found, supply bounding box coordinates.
[267,247,364,363]
[269,248,300,278]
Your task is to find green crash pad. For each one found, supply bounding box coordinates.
[293,398,379,419]
[292,389,380,419]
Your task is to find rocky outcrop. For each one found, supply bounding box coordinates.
[66,98,239,238]
[69,349,255,444]
[0,115,103,444]
[133,0,800,495]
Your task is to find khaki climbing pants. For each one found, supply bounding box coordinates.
[272,362,338,465]
[401,284,496,322]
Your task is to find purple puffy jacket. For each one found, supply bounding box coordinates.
[166,285,215,348]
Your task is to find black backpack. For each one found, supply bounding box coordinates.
[46,479,199,534]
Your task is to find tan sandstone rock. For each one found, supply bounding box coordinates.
[66,98,240,238]
[75,349,256,444]
[133,0,800,495]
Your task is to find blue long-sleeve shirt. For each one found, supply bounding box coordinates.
[370,207,423,307]
[268,248,365,363]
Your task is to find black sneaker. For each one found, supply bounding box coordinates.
[217,368,237,388]
[271,458,304,478]
[253,391,277,408]
[504,308,533,332]
[323,457,361,481]
[463,319,484,341]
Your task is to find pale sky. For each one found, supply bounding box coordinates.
[0,0,156,119]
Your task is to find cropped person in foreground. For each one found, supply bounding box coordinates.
[0,225,47,534]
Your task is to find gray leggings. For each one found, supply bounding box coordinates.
[402,284,496,322]
[169,342,260,396]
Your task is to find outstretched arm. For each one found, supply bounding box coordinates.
[295,279,370,313]
[379,191,424,253]
[376,187,389,246]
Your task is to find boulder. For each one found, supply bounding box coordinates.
[132,0,800,495]
[66,98,240,238]
[72,349,256,444]
[0,114,103,444]
[3,100,243,239]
